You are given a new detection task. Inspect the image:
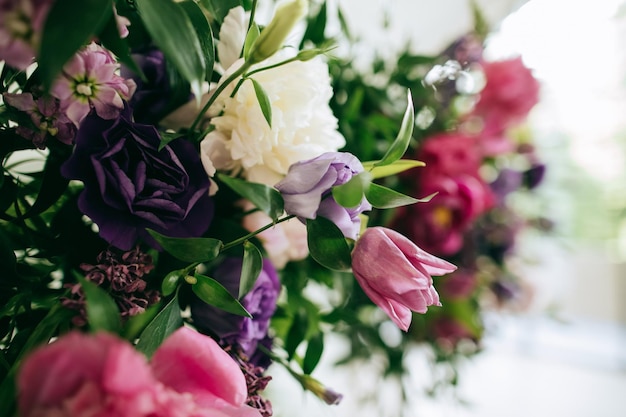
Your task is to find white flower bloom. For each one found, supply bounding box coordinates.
[217,6,249,71]
[200,50,346,185]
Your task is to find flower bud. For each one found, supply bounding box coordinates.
[296,374,343,405]
[248,0,308,64]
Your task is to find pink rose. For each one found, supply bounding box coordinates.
[415,133,482,180]
[17,327,261,417]
[351,227,457,331]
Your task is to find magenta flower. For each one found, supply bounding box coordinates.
[3,92,76,147]
[0,0,51,69]
[415,132,482,180]
[51,42,136,127]
[17,327,262,417]
[275,152,372,240]
[351,227,457,331]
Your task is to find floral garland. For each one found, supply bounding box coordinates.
[0,0,546,416]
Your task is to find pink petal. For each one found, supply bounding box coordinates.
[354,270,412,331]
[151,327,248,407]
[3,93,36,112]
[65,100,91,126]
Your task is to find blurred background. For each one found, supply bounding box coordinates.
[266,0,626,415]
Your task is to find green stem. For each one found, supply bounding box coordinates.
[221,214,296,252]
[248,0,258,34]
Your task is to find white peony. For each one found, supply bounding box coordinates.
[200,50,346,186]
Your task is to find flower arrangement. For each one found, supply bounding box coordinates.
[0,0,546,416]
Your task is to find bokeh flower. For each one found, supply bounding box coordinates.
[51,42,136,127]
[17,327,261,417]
[275,152,371,240]
[61,104,214,251]
[0,0,51,69]
[191,257,281,363]
[200,49,345,185]
[351,227,457,331]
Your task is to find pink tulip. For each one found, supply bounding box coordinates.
[351,227,457,331]
[17,327,261,417]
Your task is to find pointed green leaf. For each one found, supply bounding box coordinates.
[198,0,241,23]
[158,131,185,151]
[249,78,272,128]
[332,171,371,208]
[362,159,425,179]
[147,229,223,263]
[217,173,284,221]
[192,273,252,317]
[77,275,122,334]
[135,295,183,357]
[135,0,206,99]
[239,241,263,299]
[365,183,434,209]
[374,90,415,167]
[98,13,144,80]
[244,23,261,60]
[306,216,352,271]
[179,0,215,82]
[39,0,113,90]
[303,332,324,374]
[122,303,161,340]
[285,311,307,360]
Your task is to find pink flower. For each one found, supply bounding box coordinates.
[17,327,261,417]
[0,0,52,69]
[351,227,457,331]
[51,42,136,126]
[415,132,482,180]
[473,57,540,129]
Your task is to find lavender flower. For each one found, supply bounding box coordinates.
[61,104,214,251]
[63,247,159,325]
[191,258,281,364]
[275,152,371,240]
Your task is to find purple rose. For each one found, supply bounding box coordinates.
[190,257,281,364]
[61,104,213,250]
[275,152,372,240]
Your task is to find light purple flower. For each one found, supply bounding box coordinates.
[51,42,136,127]
[190,257,281,364]
[275,152,372,240]
[3,92,76,147]
[0,0,51,69]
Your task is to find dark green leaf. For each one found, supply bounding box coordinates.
[39,0,113,90]
[122,302,161,341]
[135,295,183,357]
[179,0,215,83]
[243,23,260,60]
[250,78,272,128]
[0,175,17,215]
[331,171,371,208]
[198,0,241,23]
[239,241,262,298]
[285,311,307,360]
[158,131,185,151]
[161,270,183,297]
[192,273,251,317]
[78,275,122,334]
[306,216,352,271]
[98,13,144,80]
[303,332,324,374]
[217,173,284,221]
[147,229,223,263]
[365,183,434,209]
[135,0,206,98]
[300,1,327,48]
[374,90,415,167]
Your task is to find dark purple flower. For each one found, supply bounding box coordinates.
[191,257,281,363]
[524,163,546,189]
[62,247,159,326]
[121,47,187,124]
[275,152,372,240]
[61,104,213,250]
[490,168,523,202]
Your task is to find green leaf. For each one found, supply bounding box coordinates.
[198,0,241,23]
[332,171,371,208]
[306,216,352,271]
[362,159,425,179]
[374,90,415,167]
[122,303,161,340]
[147,229,223,263]
[243,23,261,60]
[303,332,324,374]
[135,295,183,357]
[365,183,434,209]
[39,0,113,90]
[300,0,327,48]
[250,78,272,128]
[285,311,307,360]
[179,0,215,82]
[161,270,183,297]
[217,173,284,221]
[239,241,263,298]
[135,0,206,99]
[98,13,144,80]
[77,275,122,334]
[192,273,252,317]
[158,131,185,151]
